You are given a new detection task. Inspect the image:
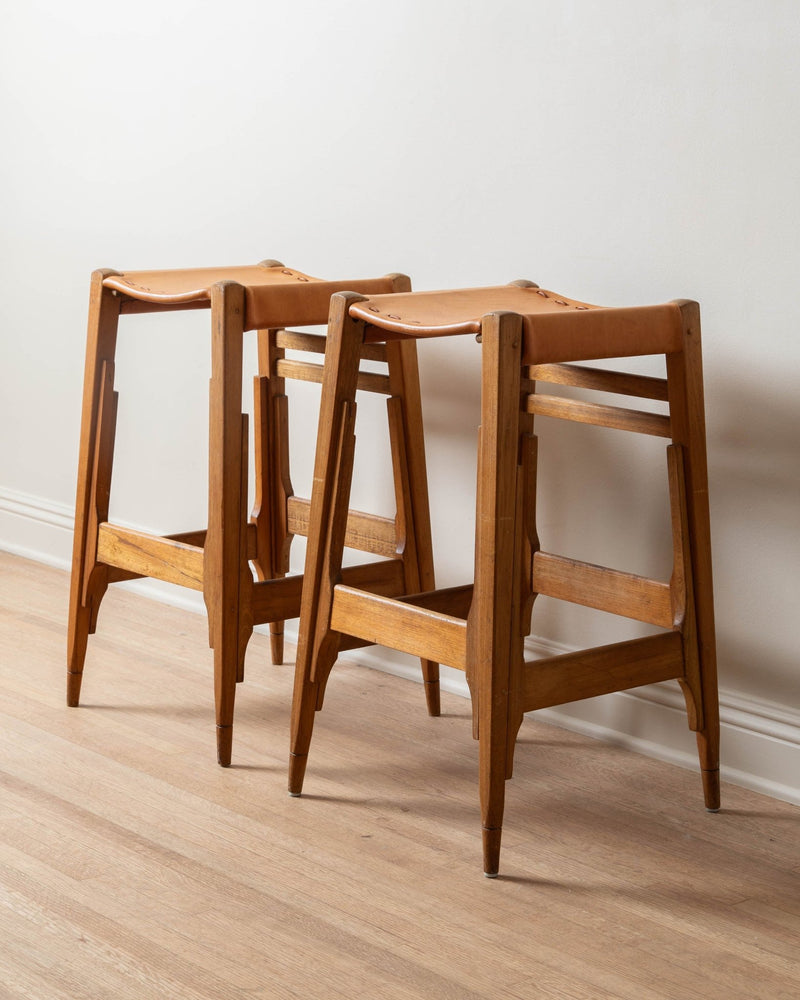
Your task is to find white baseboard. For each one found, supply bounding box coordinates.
[0,487,75,570]
[335,640,800,808]
[2,485,799,807]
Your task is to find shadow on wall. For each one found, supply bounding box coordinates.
[420,347,799,712]
[706,375,800,704]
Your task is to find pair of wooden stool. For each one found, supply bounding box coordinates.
[69,262,719,876]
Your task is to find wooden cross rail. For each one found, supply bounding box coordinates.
[520,632,684,712]
[275,358,391,395]
[330,586,469,671]
[526,394,671,437]
[276,329,388,364]
[527,363,669,401]
[526,362,671,436]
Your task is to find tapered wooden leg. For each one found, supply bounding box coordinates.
[471,313,524,876]
[252,372,290,666]
[668,444,702,736]
[506,423,539,772]
[67,271,121,706]
[252,326,294,665]
[205,282,252,766]
[386,336,440,716]
[668,301,720,810]
[269,615,285,665]
[289,293,365,795]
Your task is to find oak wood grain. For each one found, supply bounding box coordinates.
[528,363,669,401]
[532,551,674,628]
[527,393,672,437]
[286,496,398,557]
[330,586,468,670]
[97,524,205,591]
[5,554,799,1000]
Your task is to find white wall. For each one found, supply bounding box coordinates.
[2,1,799,801]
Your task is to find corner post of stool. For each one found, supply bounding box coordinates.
[383,273,441,717]
[206,280,251,766]
[667,299,720,810]
[252,259,291,665]
[67,268,122,706]
[253,319,292,665]
[471,310,524,876]
[289,291,368,796]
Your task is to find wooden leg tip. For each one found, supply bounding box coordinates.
[66,672,83,707]
[270,630,284,666]
[701,768,721,811]
[288,753,307,796]
[482,826,502,878]
[424,681,441,718]
[216,726,233,768]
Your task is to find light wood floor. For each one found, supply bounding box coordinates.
[1,551,798,999]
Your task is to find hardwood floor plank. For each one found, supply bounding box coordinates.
[1,551,799,999]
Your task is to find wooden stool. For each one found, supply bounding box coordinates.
[288,282,720,876]
[68,261,439,766]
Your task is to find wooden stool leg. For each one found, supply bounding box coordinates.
[252,327,293,665]
[289,400,358,794]
[471,313,524,877]
[668,301,720,810]
[385,338,440,716]
[205,282,252,766]
[289,293,365,795]
[67,271,121,706]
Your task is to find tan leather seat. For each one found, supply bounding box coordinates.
[105,263,402,331]
[103,264,319,301]
[352,283,682,363]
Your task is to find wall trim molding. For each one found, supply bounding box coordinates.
[0,486,75,568]
[338,639,800,808]
[0,487,74,532]
[2,485,798,806]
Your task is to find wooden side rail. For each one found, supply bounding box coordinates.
[103,526,258,585]
[521,632,685,712]
[527,363,669,401]
[393,584,474,619]
[527,394,671,437]
[330,586,468,671]
[533,551,674,628]
[251,558,406,625]
[276,329,388,364]
[97,523,205,591]
[161,527,258,557]
[275,359,391,395]
[287,496,398,557]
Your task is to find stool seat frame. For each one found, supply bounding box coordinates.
[68,261,439,765]
[288,282,720,876]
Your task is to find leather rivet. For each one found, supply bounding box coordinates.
[554,299,568,306]
[368,306,380,312]
[536,290,549,298]
[388,314,401,320]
